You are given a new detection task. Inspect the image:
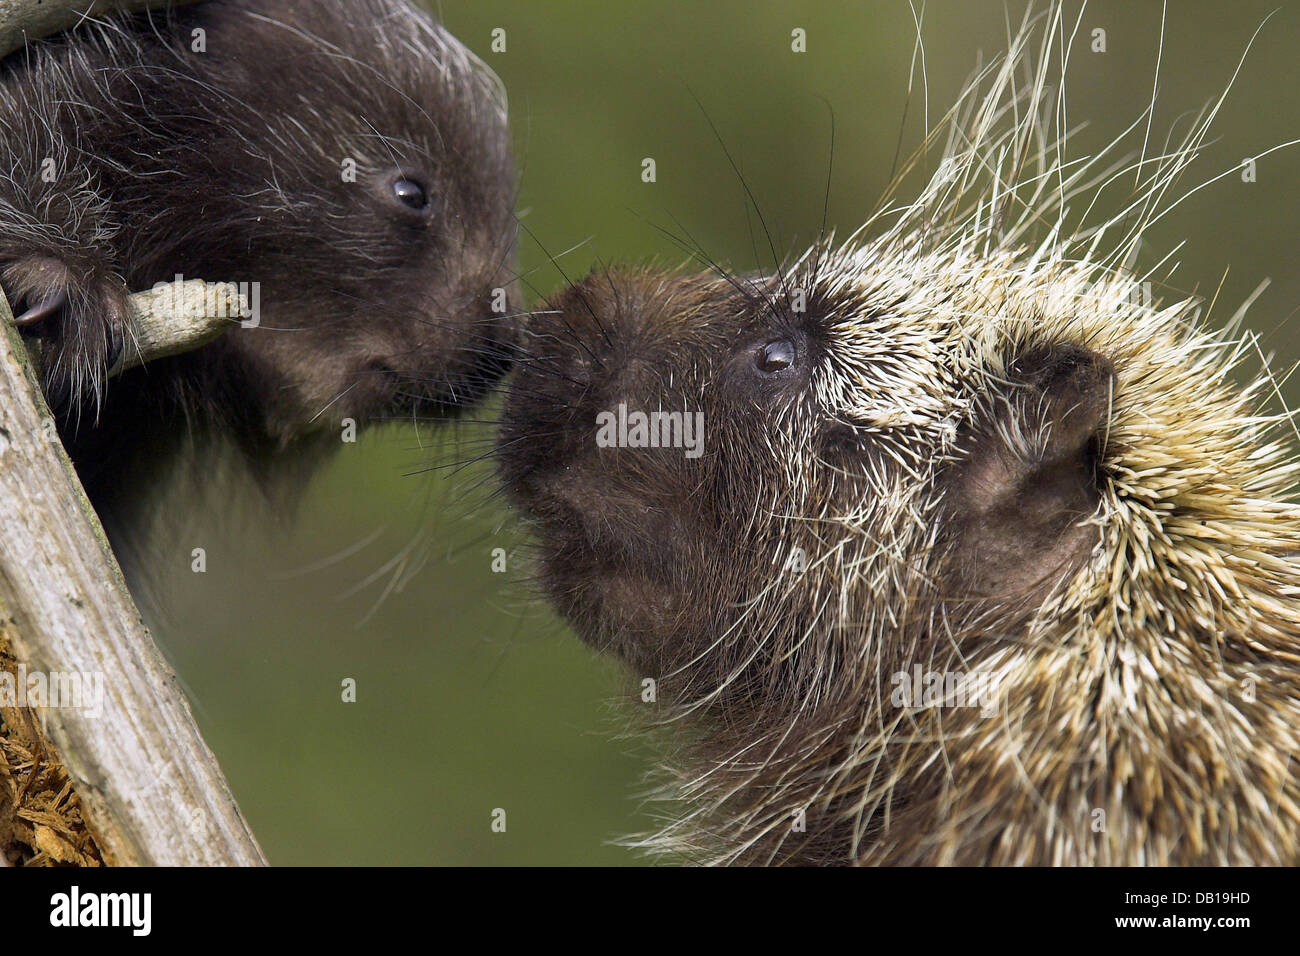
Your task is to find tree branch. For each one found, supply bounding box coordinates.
[1,286,266,865]
[112,280,244,376]
[0,0,199,59]
[0,0,261,867]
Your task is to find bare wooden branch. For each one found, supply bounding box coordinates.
[112,280,244,376]
[0,287,266,866]
[0,0,199,59]
[0,0,260,867]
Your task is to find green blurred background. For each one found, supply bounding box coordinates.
[149,0,1299,864]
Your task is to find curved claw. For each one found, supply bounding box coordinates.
[14,290,68,327]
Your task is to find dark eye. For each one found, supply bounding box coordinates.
[756,339,796,374]
[391,177,429,212]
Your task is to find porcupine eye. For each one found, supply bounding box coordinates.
[391,176,430,212]
[756,339,796,374]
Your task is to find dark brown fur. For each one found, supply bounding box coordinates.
[0,0,516,545]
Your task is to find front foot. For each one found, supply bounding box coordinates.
[3,256,133,411]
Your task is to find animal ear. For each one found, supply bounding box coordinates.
[946,345,1114,603]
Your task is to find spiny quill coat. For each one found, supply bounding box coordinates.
[499,4,1300,865]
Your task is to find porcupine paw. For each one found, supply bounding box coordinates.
[3,255,133,409]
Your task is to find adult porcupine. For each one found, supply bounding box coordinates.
[499,6,1300,864]
[0,0,515,546]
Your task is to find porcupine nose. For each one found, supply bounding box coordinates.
[512,279,650,449]
[531,278,621,378]
[499,279,613,501]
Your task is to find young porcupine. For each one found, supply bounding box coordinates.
[499,7,1300,864]
[0,0,515,548]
